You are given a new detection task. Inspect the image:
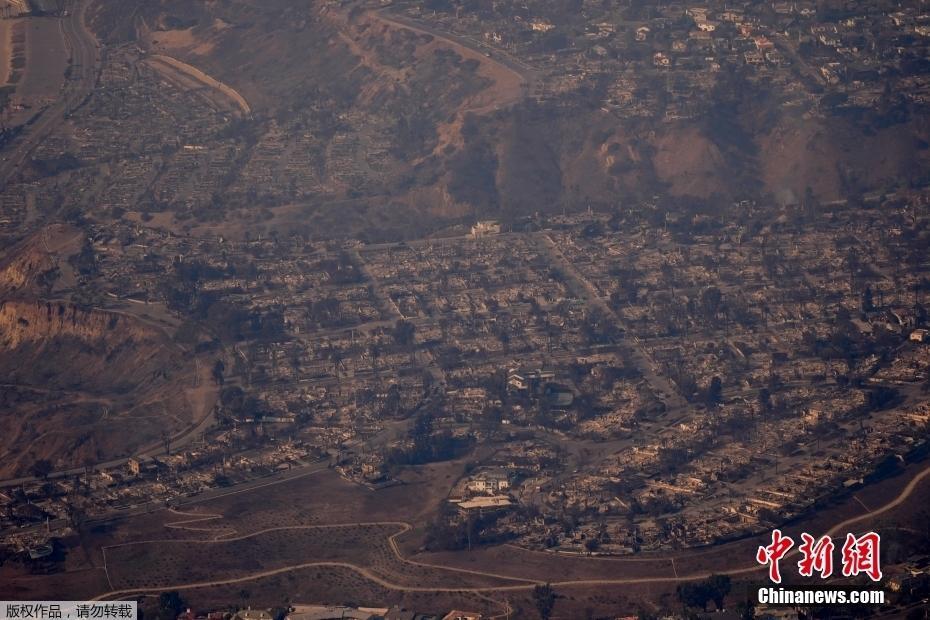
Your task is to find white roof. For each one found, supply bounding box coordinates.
[457,496,512,510]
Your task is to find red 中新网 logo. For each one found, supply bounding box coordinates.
[756,530,882,583]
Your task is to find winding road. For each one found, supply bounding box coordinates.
[88,463,930,601]
[0,355,220,489]
[374,8,536,88]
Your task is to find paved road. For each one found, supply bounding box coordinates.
[535,233,687,411]
[0,0,98,189]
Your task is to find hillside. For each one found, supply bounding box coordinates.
[0,300,198,478]
[0,223,82,297]
[0,226,208,479]
[76,0,930,235]
[0,300,174,392]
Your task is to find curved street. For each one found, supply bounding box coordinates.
[87,463,930,601]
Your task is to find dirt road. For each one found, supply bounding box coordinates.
[88,463,930,600]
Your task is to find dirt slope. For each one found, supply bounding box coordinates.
[0,223,82,296]
[0,300,196,477]
[84,0,930,229]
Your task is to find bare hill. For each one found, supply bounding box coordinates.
[83,0,930,232]
[0,300,198,478]
[0,227,206,479]
[0,223,82,296]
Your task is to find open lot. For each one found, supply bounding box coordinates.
[6,15,66,125]
[2,454,928,617]
[0,19,12,86]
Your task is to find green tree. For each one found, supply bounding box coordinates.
[758,387,772,412]
[212,359,225,386]
[861,286,875,312]
[156,592,186,620]
[677,574,732,611]
[706,574,732,610]
[71,238,98,277]
[392,319,417,348]
[31,459,54,480]
[706,376,723,406]
[533,583,556,619]
[677,581,711,611]
[701,286,723,322]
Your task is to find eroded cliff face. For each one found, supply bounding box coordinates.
[0,300,197,478]
[0,224,82,296]
[0,253,52,293]
[0,300,178,395]
[0,301,157,349]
